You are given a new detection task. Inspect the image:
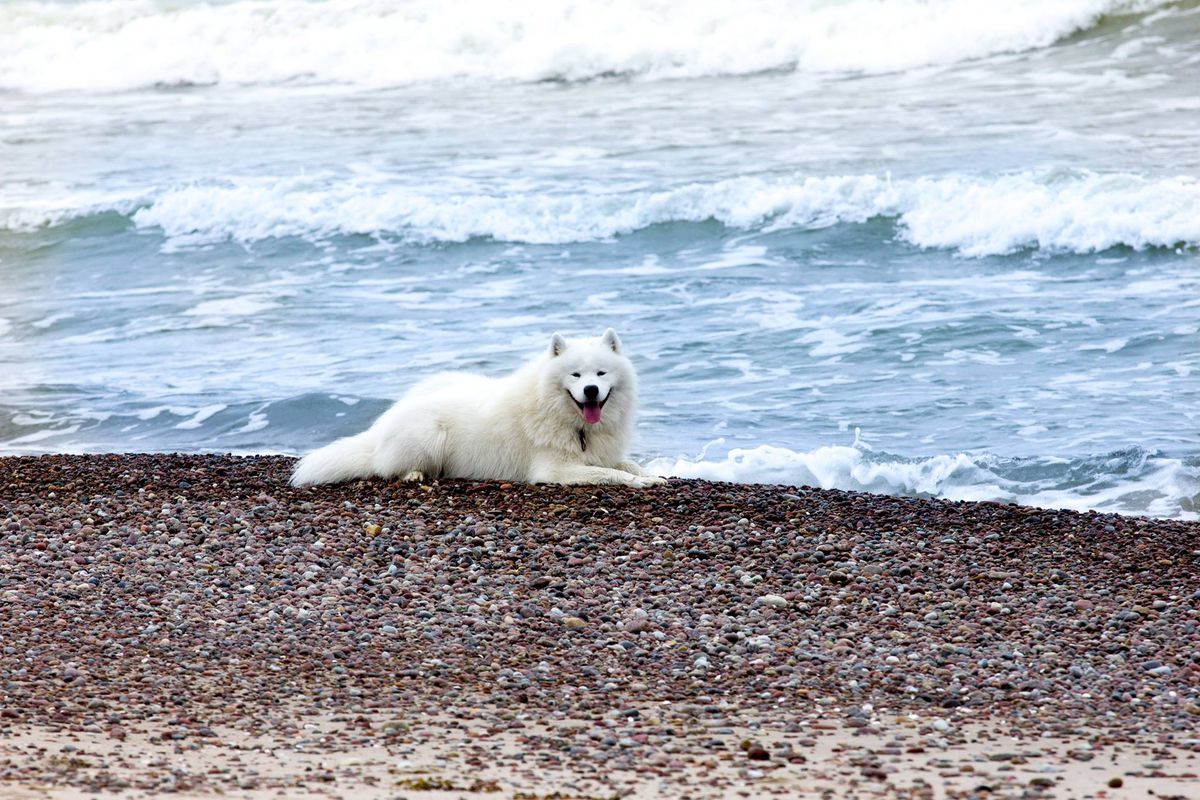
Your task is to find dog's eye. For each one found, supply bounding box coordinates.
[571,372,581,378]
[596,371,606,376]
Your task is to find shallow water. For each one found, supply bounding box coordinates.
[2,0,1198,517]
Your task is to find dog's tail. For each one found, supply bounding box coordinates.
[291,432,375,486]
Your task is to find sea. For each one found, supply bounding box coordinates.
[2,0,1198,519]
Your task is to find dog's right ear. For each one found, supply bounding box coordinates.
[549,332,568,357]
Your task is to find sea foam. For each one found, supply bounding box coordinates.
[0,0,1167,92]
[107,170,1200,255]
[648,444,1200,520]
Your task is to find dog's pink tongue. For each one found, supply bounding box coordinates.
[582,402,602,425]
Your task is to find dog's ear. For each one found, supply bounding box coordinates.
[601,328,622,354]
[549,332,568,357]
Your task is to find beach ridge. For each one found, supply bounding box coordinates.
[1,453,1197,797]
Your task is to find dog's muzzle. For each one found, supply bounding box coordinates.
[570,388,608,425]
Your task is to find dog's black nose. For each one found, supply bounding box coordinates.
[583,384,599,401]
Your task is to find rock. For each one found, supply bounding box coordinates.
[562,616,587,630]
[746,635,773,651]
[757,594,788,608]
[746,745,770,760]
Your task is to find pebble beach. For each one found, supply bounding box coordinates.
[1,453,1198,799]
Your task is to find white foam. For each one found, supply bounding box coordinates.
[0,189,145,232]
[0,0,1167,93]
[893,172,1200,256]
[650,444,983,496]
[115,170,1200,256]
[136,405,172,421]
[174,404,227,430]
[647,444,1200,520]
[183,297,280,318]
[796,329,868,358]
[1079,337,1129,353]
[30,312,75,330]
[5,426,83,446]
[234,411,269,434]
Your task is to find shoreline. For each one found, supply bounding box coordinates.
[2,453,1198,798]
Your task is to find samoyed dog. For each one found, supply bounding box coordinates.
[291,329,665,488]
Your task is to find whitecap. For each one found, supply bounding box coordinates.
[183,297,280,318]
[174,404,227,430]
[6,424,82,445]
[234,411,269,434]
[795,329,868,358]
[0,0,1169,92]
[113,170,1200,256]
[647,444,1200,520]
[1078,337,1129,353]
[30,313,75,330]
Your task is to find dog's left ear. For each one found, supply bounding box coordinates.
[601,328,622,354]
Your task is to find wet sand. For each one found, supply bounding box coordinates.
[1,454,1197,798]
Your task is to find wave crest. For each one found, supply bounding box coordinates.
[648,444,1200,520]
[25,170,1190,256]
[0,0,1166,92]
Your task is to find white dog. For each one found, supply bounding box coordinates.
[291,329,665,488]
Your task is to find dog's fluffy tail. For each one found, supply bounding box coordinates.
[291,432,375,486]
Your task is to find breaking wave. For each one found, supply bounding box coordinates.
[648,443,1200,520]
[0,0,1169,92]
[4,392,1196,519]
[7,170,1197,257]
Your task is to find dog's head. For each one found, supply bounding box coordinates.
[546,328,635,426]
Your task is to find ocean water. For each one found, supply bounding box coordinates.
[2,0,1199,519]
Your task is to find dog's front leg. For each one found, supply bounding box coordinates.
[531,456,664,488]
[615,460,653,477]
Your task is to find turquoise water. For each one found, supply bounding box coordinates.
[2,0,1199,517]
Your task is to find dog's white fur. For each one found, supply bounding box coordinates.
[291,329,665,488]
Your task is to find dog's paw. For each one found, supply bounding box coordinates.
[402,470,426,482]
[627,474,667,488]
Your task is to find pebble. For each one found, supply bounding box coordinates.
[0,452,1196,797]
[757,594,788,608]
